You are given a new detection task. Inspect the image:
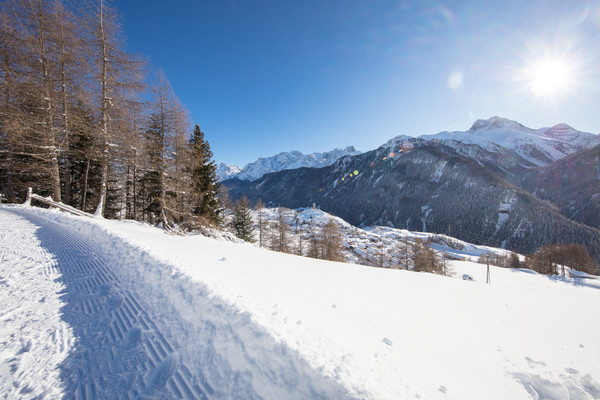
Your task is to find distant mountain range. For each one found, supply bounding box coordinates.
[222,117,600,260]
[217,146,361,182]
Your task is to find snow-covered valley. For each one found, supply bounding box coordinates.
[1,204,599,399]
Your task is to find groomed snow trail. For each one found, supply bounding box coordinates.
[1,208,206,399]
[0,207,351,399]
[0,208,73,398]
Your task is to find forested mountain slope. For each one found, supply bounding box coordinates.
[224,140,600,260]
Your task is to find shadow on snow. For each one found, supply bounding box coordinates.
[15,209,353,400]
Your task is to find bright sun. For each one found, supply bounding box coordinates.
[526,58,572,97]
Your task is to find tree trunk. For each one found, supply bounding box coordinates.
[36,0,62,202]
[57,1,71,204]
[81,157,90,211]
[94,0,109,216]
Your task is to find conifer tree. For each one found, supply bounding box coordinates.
[140,114,164,224]
[231,195,254,242]
[189,124,221,225]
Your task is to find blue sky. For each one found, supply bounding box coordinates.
[115,0,600,167]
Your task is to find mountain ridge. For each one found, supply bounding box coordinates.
[222,116,600,260]
[226,146,361,182]
[424,116,600,165]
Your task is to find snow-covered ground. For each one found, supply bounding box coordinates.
[1,204,599,399]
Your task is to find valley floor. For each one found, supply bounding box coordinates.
[1,204,599,399]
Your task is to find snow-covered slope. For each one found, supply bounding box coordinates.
[234,146,361,181]
[233,206,511,267]
[2,204,600,400]
[216,162,242,181]
[422,116,600,165]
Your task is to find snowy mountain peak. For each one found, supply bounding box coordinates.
[234,146,362,182]
[469,116,530,133]
[216,162,242,182]
[379,135,416,151]
[425,116,600,166]
[541,123,579,139]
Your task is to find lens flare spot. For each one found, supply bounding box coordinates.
[447,70,463,90]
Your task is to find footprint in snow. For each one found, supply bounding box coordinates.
[122,326,142,350]
[382,337,393,346]
[144,353,179,395]
[219,257,226,262]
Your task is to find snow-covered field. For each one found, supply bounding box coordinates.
[1,204,599,399]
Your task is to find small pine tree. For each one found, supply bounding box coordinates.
[188,124,222,225]
[231,196,255,242]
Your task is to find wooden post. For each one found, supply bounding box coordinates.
[24,187,33,206]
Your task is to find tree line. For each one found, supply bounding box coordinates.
[229,200,346,262]
[228,200,453,276]
[478,243,597,275]
[232,199,597,277]
[0,0,221,227]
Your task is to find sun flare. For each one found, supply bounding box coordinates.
[526,58,573,97]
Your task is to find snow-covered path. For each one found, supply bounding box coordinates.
[10,209,206,399]
[0,207,350,399]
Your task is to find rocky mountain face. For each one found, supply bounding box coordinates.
[223,117,600,260]
[518,145,600,230]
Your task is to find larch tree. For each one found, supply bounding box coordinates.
[255,198,267,247]
[412,238,443,274]
[319,218,344,262]
[52,0,87,205]
[396,239,414,270]
[88,0,145,217]
[146,69,175,227]
[170,96,191,220]
[270,208,291,253]
[2,0,64,201]
[0,4,21,202]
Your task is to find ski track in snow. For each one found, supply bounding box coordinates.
[1,207,351,400]
[1,208,206,399]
